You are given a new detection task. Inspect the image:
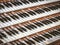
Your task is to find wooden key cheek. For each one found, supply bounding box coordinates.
[48,40,60,45]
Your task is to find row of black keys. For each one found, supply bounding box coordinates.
[0,4,60,23]
[0,16,60,39]
[0,0,45,9]
[2,29,60,45]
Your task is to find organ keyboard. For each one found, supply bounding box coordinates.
[0,0,60,13]
[1,25,60,45]
[0,0,60,45]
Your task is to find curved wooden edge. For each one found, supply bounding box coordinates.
[1,12,60,30]
[0,1,60,16]
[4,25,60,44]
[48,40,60,45]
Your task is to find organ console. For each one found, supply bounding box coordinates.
[0,0,60,45]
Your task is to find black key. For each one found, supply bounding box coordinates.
[41,20,52,25]
[48,6,57,10]
[1,16,11,22]
[14,41,19,45]
[16,41,21,45]
[20,42,26,45]
[10,42,15,45]
[22,13,29,17]
[13,15,19,19]
[0,4,5,9]
[5,30,13,36]
[53,31,60,35]
[0,35,3,39]
[0,18,5,23]
[31,24,37,28]
[53,6,58,10]
[13,1,22,5]
[17,27,27,32]
[12,29,19,34]
[24,40,32,45]
[17,13,29,18]
[21,0,29,4]
[25,25,32,30]
[5,16,11,21]
[13,2,20,6]
[6,2,12,7]
[3,3,9,7]
[3,2,12,7]
[49,18,58,22]
[10,15,16,20]
[20,27,27,32]
[49,31,57,36]
[38,36,45,41]
[16,42,20,45]
[55,16,60,20]
[27,11,36,16]
[1,16,8,22]
[11,2,18,6]
[17,28,24,32]
[3,17,9,22]
[57,29,60,32]
[34,22,44,27]
[42,8,51,12]
[17,13,25,18]
[36,36,43,42]
[17,1,22,5]
[28,0,38,3]
[0,40,3,44]
[42,34,52,39]
[39,0,44,1]
[34,9,45,14]
[56,5,60,8]
[9,30,16,35]
[27,24,37,29]
[52,31,59,35]
[25,24,37,30]
[32,37,40,43]
[27,39,35,44]
[10,15,19,20]
[0,32,7,38]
